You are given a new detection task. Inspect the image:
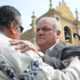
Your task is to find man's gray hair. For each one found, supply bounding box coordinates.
[37,17,61,32]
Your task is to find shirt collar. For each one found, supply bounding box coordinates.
[0,31,11,40]
[45,42,59,54]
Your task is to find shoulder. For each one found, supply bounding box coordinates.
[61,45,80,60]
[54,42,65,51]
[62,45,80,52]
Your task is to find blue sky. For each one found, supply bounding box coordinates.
[0,0,80,32]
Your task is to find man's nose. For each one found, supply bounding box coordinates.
[37,30,44,35]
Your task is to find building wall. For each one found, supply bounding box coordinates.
[21,1,80,49]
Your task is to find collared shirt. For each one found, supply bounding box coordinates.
[38,42,59,59]
[45,42,58,54]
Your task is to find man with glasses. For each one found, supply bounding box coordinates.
[0,5,24,80]
[0,5,24,38]
[0,5,80,80]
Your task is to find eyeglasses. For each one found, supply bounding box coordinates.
[20,26,24,33]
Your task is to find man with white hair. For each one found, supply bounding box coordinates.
[36,17,66,69]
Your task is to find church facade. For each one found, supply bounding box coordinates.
[21,0,80,49]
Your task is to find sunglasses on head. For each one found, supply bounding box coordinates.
[20,26,24,33]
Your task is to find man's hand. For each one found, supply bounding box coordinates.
[64,56,79,63]
[9,39,38,53]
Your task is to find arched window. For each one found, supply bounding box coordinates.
[64,26,72,42]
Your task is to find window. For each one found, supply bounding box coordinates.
[64,26,72,43]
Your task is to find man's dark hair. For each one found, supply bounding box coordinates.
[0,5,21,29]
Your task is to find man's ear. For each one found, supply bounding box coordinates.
[57,30,61,36]
[57,30,61,39]
[10,21,17,34]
